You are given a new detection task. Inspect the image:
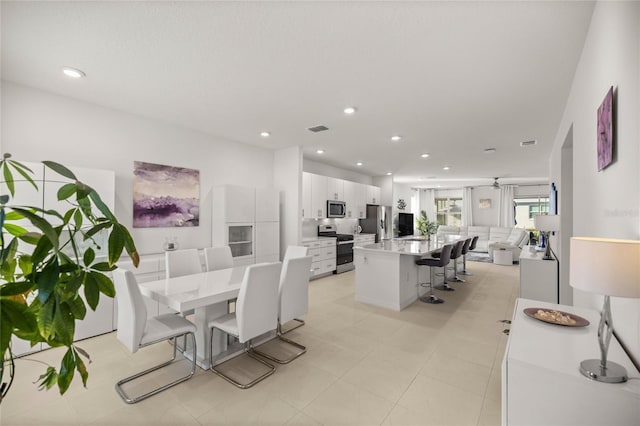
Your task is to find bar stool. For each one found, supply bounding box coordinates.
[415,244,453,304]
[459,237,475,276]
[433,239,466,287]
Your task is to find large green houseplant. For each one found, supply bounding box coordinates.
[0,153,139,402]
[415,210,438,238]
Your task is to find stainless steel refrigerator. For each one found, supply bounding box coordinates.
[359,204,393,242]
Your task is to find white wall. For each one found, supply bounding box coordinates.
[2,82,275,255]
[471,187,500,226]
[303,159,373,185]
[274,146,303,257]
[549,2,640,367]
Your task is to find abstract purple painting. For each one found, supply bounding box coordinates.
[597,86,613,171]
[133,161,200,228]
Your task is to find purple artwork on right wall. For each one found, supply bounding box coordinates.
[597,86,614,171]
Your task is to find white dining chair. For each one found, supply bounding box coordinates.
[165,248,203,279]
[208,262,281,389]
[253,255,312,364]
[283,245,309,263]
[204,246,234,272]
[280,245,309,333]
[113,269,197,404]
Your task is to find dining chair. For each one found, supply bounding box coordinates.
[415,244,453,304]
[280,245,309,333]
[283,245,309,263]
[208,262,281,389]
[165,248,202,348]
[113,269,197,404]
[204,246,234,272]
[253,255,313,364]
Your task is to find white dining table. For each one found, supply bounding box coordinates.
[138,265,249,369]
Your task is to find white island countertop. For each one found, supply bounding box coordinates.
[356,235,460,256]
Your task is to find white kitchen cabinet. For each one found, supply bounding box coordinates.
[355,183,368,218]
[519,247,558,303]
[310,173,327,218]
[502,298,640,425]
[302,172,312,219]
[302,238,336,278]
[213,184,255,223]
[256,187,279,222]
[354,234,376,247]
[366,184,381,205]
[343,180,357,219]
[255,221,280,263]
[327,177,344,201]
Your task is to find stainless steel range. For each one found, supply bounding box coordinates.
[318,224,354,273]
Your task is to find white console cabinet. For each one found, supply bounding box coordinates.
[519,247,558,303]
[502,298,640,426]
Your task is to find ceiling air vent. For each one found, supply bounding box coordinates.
[307,125,329,133]
[520,140,537,147]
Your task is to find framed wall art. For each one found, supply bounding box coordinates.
[597,86,614,171]
[133,161,200,228]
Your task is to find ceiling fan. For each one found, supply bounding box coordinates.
[492,177,500,189]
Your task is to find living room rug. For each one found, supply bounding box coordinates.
[466,252,491,263]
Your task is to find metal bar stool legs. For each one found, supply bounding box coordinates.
[418,265,444,304]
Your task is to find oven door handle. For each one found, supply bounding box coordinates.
[337,241,354,245]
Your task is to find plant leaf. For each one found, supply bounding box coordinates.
[107,225,124,266]
[73,347,89,388]
[3,163,15,197]
[7,159,37,190]
[89,262,116,272]
[18,231,42,245]
[52,301,74,346]
[84,222,110,240]
[37,297,56,340]
[11,207,59,251]
[83,247,95,266]
[88,190,117,222]
[0,280,34,296]
[36,366,58,391]
[83,273,100,311]
[66,296,87,321]
[43,161,76,181]
[57,347,75,394]
[92,272,115,297]
[73,208,83,228]
[57,183,76,201]
[3,222,28,237]
[119,224,140,267]
[37,258,60,303]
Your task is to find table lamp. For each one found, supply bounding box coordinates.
[569,237,640,383]
[533,214,560,260]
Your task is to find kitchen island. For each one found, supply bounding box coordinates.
[353,236,458,311]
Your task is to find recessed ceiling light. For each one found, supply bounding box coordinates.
[356,162,363,166]
[484,148,497,153]
[62,67,85,78]
[316,149,324,154]
[260,131,270,137]
[391,135,402,142]
[420,153,430,158]
[386,172,392,176]
[343,107,357,114]
[443,166,450,171]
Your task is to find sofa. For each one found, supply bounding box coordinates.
[436,225,529,262]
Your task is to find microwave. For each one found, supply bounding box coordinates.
[327,200,346,218]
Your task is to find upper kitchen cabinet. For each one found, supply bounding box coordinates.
[255,187,279,222]
[311,174,327,218]
[327,177,344,201]
[366,184,381,205]
[302,172,313,219]
[213,184,255,223]
[344,180,366,219]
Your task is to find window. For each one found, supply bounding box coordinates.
[514,197,549,229]
[435,197,462,226]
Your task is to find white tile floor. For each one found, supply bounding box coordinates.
[1,260,519,425]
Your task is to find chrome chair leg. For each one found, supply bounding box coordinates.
[459,254,472,276]
[418,266,444,304]
[116,332,197,404]
[252,323,306,364]
[281,318,305,334]
[210,328,276,389]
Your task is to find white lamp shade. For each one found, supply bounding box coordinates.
[534,214,560,231]
[570,237,640,298]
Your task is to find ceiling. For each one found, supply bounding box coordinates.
[1,1,595,188]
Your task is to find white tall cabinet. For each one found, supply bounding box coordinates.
[212,184,279,265]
